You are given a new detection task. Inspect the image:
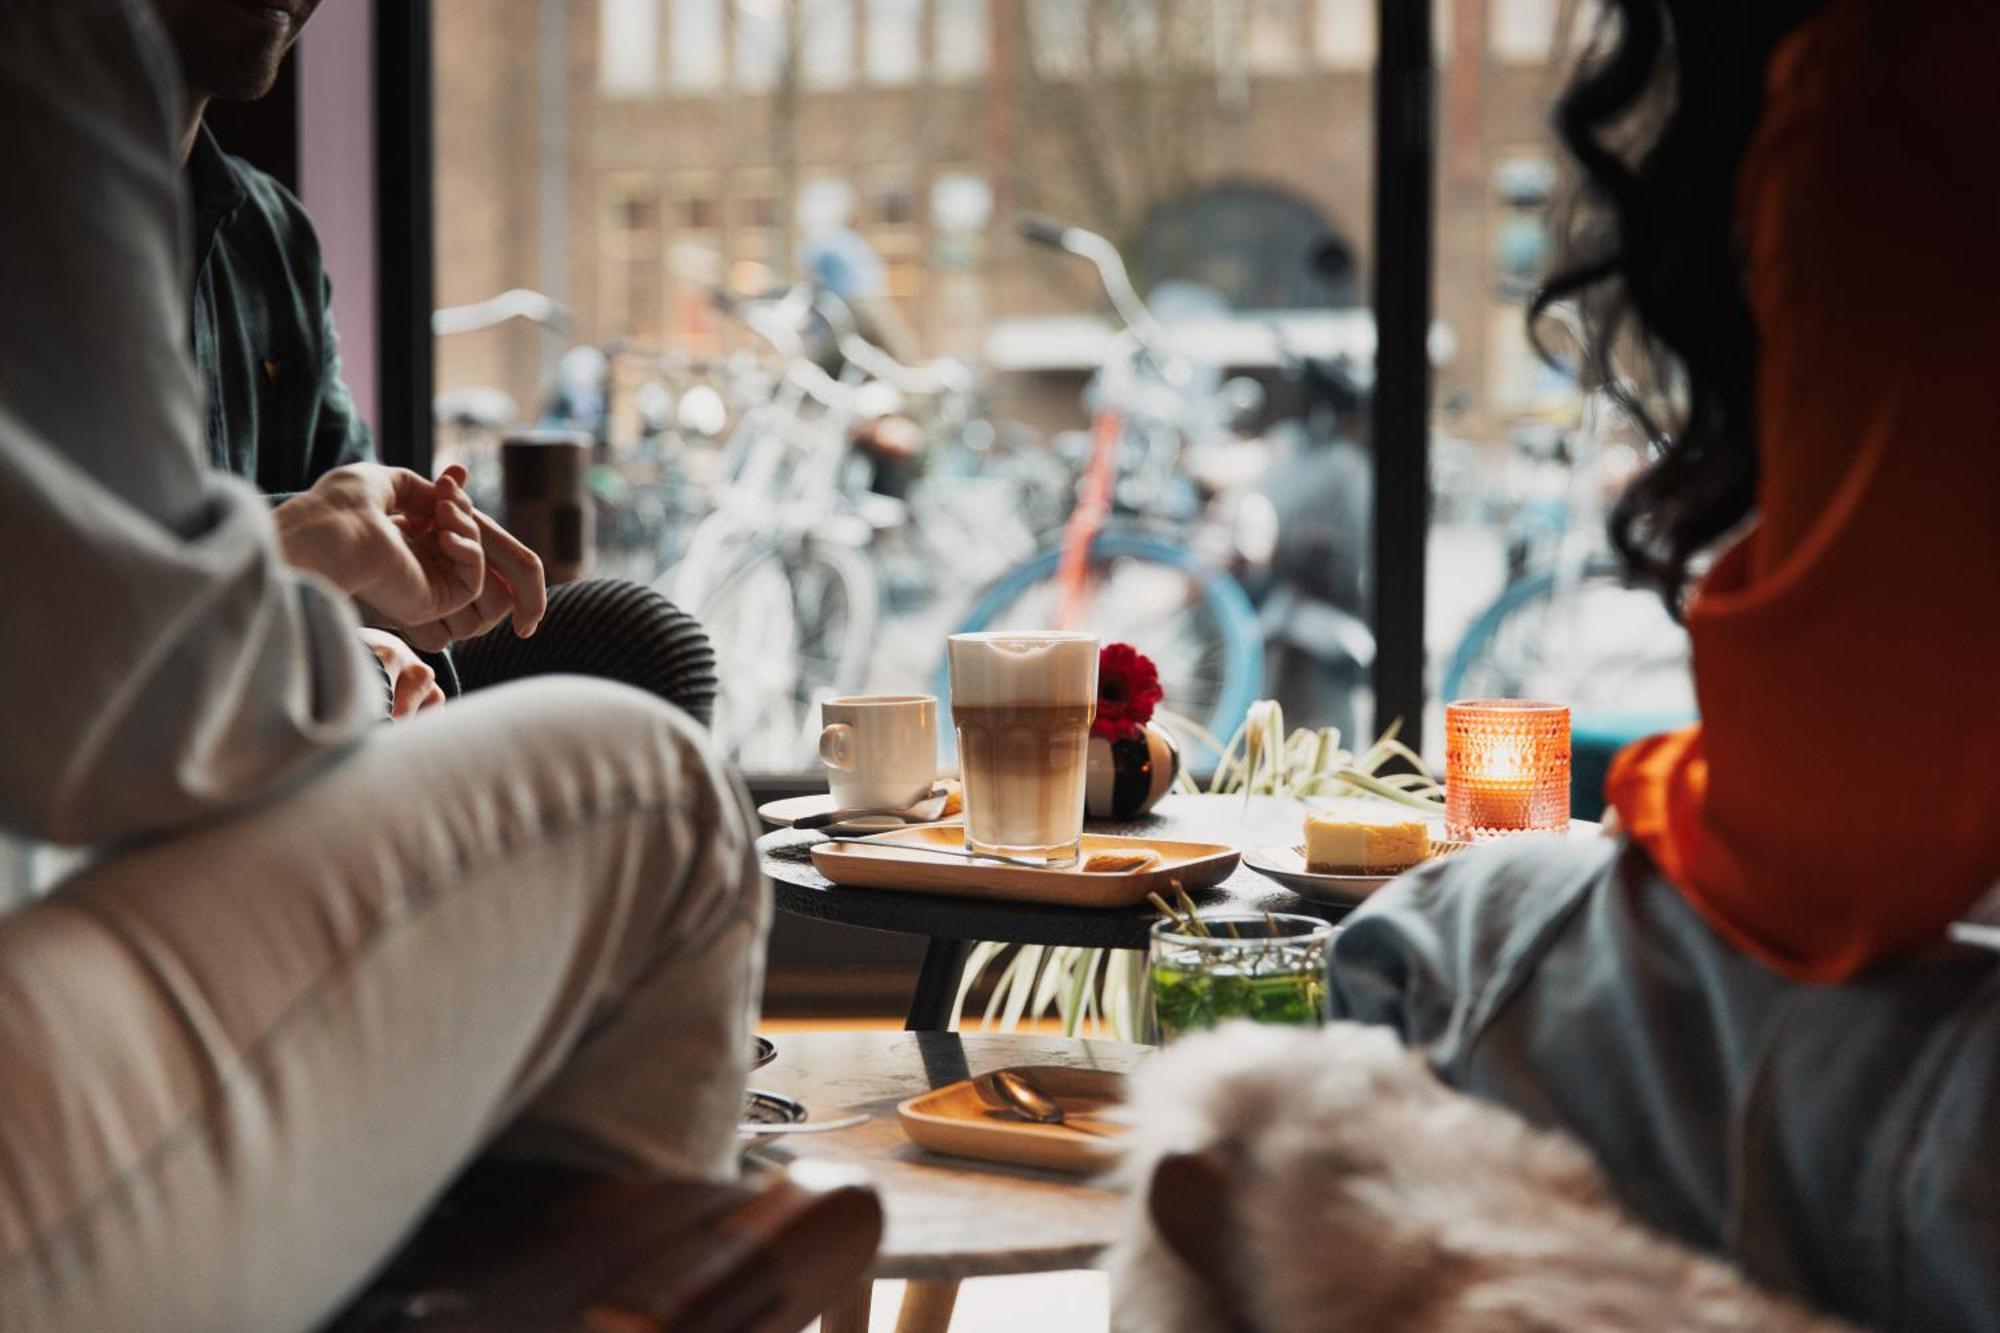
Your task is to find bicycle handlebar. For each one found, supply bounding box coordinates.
[1016,215,1075,250]
[1014,215,1164,357]
[432,288,570,337]
[808,288,968,398]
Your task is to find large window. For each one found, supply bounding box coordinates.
[432,1,1672,781]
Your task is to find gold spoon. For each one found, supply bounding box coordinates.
[972,1070,1120,1137]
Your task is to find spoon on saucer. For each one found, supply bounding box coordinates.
[794,787,951,831]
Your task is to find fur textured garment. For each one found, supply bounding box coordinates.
[1105,1022,1860,1333]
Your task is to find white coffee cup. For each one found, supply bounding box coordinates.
[818,695,939,811]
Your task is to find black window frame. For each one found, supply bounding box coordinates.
[373,0,1436,754]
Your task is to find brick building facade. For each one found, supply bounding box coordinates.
[434,0,1576,437]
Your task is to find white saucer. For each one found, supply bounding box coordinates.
[757,792,953,836]
[1242,842,1472,906]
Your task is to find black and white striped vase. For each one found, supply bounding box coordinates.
[1085,722,1181,821]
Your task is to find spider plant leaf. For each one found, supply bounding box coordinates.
[1205,714,1252,794]
[979,948,1020,1030]
[996,944,1047,1032]
[1065,948,1102,1037]
[1377,738,1440,781]
[1032,946,1072,1013]
[951,940,1006,1032]
[1335,767,1449,813]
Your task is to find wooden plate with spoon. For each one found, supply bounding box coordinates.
[897,1066,1127,1174]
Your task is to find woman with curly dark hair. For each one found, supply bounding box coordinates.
[1322,0,2000,1327]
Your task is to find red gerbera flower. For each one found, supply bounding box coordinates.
[1093,642,1164,741]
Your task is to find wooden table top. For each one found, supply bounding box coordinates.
[758,792,1357,950]
[743,1031,1151,1281]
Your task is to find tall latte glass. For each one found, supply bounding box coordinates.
[947,631,1098,864]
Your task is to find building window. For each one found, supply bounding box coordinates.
[667,173,724,351]
[1027,0,1087,79]
[738,191,781,230]
[801,0,856,87]
[1313,0,1371,68]
[678,193,721,231]
[934,0,986,80]
[667,0,725,90]
[601,0,660,95]
[866,0,922,84]
[1248,0,1305,73]
[601,175,664,341]
[1095,0,1159,71]
[734,0,786,91]
[872,180,918,228]
[1490,0,1558,63]
[731,167,782,299]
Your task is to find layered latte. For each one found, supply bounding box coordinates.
[946,632,1098,862]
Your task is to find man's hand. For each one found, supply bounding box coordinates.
[274,463,546,651]
[359,628,446,720]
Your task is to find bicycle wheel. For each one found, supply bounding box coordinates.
[942,532,1262,755]
[1442,560,1694,715]
[697,538,878,769]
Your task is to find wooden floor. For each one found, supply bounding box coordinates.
[764,1019,1115,1332]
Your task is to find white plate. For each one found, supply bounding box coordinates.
[1242,841,1473,906]
[756,791,954,836]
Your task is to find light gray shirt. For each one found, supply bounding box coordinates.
[1331,835,2000,1332]
[0,0,375,897]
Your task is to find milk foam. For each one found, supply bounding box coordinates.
[947,632,1098,707]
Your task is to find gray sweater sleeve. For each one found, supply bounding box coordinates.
[0,0,376,845]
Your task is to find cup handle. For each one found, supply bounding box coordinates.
[819,722,857,772]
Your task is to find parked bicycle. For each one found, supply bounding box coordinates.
[944,217,1265,757]
[1441,392,1693,721]
[664,285,1031,768]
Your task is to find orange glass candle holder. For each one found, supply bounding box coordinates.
[1444,700,1571,840]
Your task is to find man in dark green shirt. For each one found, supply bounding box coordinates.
[186,116,372,494]
[150,0,373,495]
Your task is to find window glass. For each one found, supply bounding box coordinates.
[667,0,725,90]
[1027,0,1087,79]
[1248,0,1305,73]
[435,0,1384,773]
[1426,0,1694,801]
[866,0,922,84]
[601,0,660,95]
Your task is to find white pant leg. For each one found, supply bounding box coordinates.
[0,678,769,1333]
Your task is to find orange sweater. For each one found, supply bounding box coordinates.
[1608,0,2000,982]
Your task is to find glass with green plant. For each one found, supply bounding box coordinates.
[1146,896,1338,1042]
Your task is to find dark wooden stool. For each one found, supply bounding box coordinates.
[327,1162,882,1333]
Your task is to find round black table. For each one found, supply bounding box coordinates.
[759,792,1351,1030]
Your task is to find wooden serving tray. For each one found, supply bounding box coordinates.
[897,1066,1127,1174]
[809,824,1239,908]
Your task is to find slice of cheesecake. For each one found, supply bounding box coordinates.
[1303,812,1431,874]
